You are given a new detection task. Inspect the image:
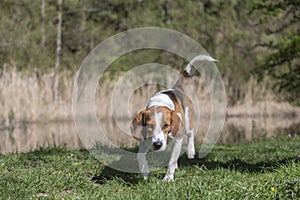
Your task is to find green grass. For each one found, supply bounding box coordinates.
[0,136,299,199]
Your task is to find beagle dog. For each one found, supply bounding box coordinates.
[130,55,216,181]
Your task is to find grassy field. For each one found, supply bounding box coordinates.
[0,136,299,199]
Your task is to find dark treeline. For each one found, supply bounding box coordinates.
[0,0,299,104]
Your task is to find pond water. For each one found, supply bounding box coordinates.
[0,116,299,154]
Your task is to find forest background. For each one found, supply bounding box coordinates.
[0,0,299,123]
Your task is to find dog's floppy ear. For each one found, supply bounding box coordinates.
[130,110,147,141]
[170,112,183,139]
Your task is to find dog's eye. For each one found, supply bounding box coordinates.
[163,124,169,129]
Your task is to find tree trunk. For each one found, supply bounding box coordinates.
[41,0,46,48]
[54,0,62,101]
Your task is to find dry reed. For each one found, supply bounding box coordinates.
[0,67,73,125]
[0,69,299,127]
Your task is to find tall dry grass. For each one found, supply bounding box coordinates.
[0,68,299,128]
[227,76,300,117]
[0,67,73,125]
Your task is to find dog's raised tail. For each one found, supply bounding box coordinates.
[183,55,217,77]
[173,55,217,90]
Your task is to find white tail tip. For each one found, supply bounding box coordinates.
[192,55,217,62]
[185,55,217,75]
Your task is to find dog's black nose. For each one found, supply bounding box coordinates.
[153,141,162,150]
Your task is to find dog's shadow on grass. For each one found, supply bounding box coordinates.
[91,150,299,185]
[91,147,143,185]
[178,155,300,173]
[91,166,141,185]
[91,155,165,185]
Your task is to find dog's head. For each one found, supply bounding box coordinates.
[130,106,182,151]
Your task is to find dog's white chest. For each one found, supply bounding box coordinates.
[146,90,175,111]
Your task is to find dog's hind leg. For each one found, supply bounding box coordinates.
[185,107,195,159]
[186,130,195,159]
[137,140,151,179]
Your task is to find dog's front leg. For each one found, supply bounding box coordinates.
[137,140,151,179]
[163,138,183,182]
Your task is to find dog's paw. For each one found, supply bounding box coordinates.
[187,145,195,159]
[187,151,195,159]
[141,170,150,180]
[162,175,174,182]
[142,171,150,180]
[141,164,150,174]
